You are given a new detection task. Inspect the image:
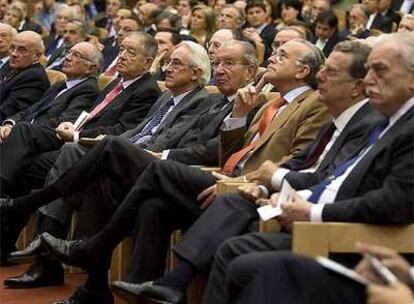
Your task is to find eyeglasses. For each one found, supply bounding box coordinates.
[212,59,246,69]
[119,47,140,59]
[65,50,95,64]
[165,58,192,69]
[206,41,221,49]
[9,45,34,56]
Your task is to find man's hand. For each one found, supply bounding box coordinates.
[245,160,279,188]
[276,193,312,230]
[355,243,413,286]
[232,85,262,118]
[367,283,414,304]
[56,122,75,141]
[242,28,262,44]
[146,150,162,158]
[197,171,230,209]
[238,184,265,202]
[0,125,12,142]
[150,50,167,75]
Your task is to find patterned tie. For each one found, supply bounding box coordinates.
[77,80,124,130]
[221,98,288,175]
[129,98,175,144]
[308,118,390,203]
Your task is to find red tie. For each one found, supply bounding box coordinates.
[78,81,123,130]
[221,98,288,175]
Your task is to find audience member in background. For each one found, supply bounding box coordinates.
[44,5,77,59]
[391,0,414,14]
[188,5,217,46]
[175,0,196,29]
[136,2,160,36]
[363,0,393,33]
[340,4,371,39]
[276,0,302,30]
[310,0,330,24]
[34,0,63,33]
[152,30,182,80]
[155,10,181,32]
[46,20,87,71]
[243,0,276,60]
[94,0,123,38]
[0,23,16,69]
[12,0,42,33]
[218,5,245,30]
[3,3,24,30]
[213,0,227,15]
[378,0,401,25]
[312,10,343,57]
[0,31,50,123]
[0,0,10,20]
[398,14,414,32]
[0,41,101,143]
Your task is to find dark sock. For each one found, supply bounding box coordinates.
[36,213,68,239]
[12,185,60,215]
[84,267,109,292]
[154,258,195,292]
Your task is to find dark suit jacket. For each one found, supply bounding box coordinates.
[102,36,119,70]
[284,102,384,190]
[321,107,414,225]
[44,34,63,57]
[339,29,371,39]
[260,24,277,61]
[370,13,393,33]
[391,0,414,13]
[0,62,50,123]
[311,31,344,57]
[46,44,66,70]
[80,73,160,138]
[121,85,210,151]
[19,17,43,34]
[8,77,99,128]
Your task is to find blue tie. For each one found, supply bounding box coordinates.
[129,98,175,144]
[308,118,390,203]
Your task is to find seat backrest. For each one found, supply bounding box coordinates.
[46,69,67,85]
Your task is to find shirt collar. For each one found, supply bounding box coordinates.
[255,24,267,34]
[65,78,86,90]
[121,74,144,89]
[283,85,312,103]
[388,95,414,126]
[172,89,194,106]
[333,98,369,132]
[0,56,9,64]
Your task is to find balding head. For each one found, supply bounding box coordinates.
[9,31,44,70]
[208,29,235,61]
[0,23,17,57]
[63,41,103,78]
[272,27,305,52]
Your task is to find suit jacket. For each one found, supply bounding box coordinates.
[370,13,393,33]
[80,73,160,138]
[321,107,414,225]
[391,0,414,13]
[339,29,371,40]
[102,36,119,70]
[46,44,67,70]
[260,24,277,61]
[220,89,331,174]
[44,34,63,57]
[284,102,384,190]
[20,17,43,34]
[0,62,50,123]
[311,31,344,57]
[8,77,99,128]
[121,85,210,151]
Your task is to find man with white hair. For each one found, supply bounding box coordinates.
[398,14,414,32]
[0,31,50,122]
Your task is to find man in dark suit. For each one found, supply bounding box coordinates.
[0,31,160,199]
[312,10,343,57]
[363,0,393,33]
[0,42,100,145]
[38,39,329,303]
[339,4,372,39]
[13,1,43,34]
[0,23,16,69]
[243,0,276,60]
[224,244,414,304]
[94,0,123,38]
[0,31,50,123]
[196,33,414,304]
[104,40,385,304]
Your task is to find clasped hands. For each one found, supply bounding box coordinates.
[55,121,75,141]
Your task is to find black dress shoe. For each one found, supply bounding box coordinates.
[4,259,64,288]
[41,233,91,268]
[111,281,185,304]
[9,235,45,261]
[51,286,114,304]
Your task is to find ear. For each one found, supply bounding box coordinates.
[247,64,257,81]
[144,57,154,70]
[191,66,203,81]
[295,64,310,81]
[351,79,366,98]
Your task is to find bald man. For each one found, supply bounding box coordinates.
[0,31,50,123]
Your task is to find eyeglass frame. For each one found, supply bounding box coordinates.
[65,49,96,65]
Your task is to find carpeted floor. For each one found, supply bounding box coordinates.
[0,262,128,304]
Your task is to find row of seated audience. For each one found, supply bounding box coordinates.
[0,0,413,303]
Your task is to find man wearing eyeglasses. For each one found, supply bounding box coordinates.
[0,30,50,123]
[46,19,87,71]
[0,41,101,143]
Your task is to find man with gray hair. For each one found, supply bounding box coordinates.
[0,31,50,122]
[0,23,17,69]
[398,14,414,32]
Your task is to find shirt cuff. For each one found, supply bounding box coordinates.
[2,119,15,126]
[258,185,270,198]
[222,116,247,130]
[310,204,325,222]
[161,150,170,160]
[73,131,80,143]
[271,168,290,191]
